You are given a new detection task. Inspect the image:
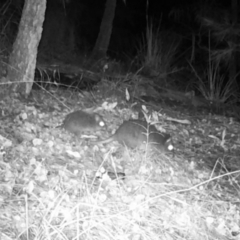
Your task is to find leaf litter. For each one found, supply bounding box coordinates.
[0,87,240,240]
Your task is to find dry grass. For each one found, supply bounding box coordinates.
[2,163,239,240]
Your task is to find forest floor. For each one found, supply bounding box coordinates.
[0,79,240,240]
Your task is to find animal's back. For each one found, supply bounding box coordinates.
[97,120,173,152]
[114,120,148,148]
[62,110,105,136]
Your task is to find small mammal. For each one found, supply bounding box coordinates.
[97,120,173,152]
[61,110,105,136]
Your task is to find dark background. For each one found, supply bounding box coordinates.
[0,0,233,59]
[41,0,232,58]
[0,0,238,95]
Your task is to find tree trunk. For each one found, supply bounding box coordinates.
[7,0,46,97]
[91,0,117,61]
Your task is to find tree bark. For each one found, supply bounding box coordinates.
[7,0,46,97]
[91,0,117,61]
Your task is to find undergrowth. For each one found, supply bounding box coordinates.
[191,59,239,104]
[136,20,180,79]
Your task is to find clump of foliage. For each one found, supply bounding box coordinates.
[191,59,239,104]
[136,20,180,78]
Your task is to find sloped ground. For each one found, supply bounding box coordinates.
[0,81,240,240]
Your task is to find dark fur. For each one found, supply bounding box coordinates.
[62,110,105,136]
[97,120,173,152]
